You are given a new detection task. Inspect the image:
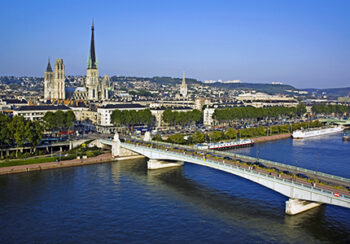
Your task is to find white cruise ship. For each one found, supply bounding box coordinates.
[197,139,254,150]
[292,126,344,139]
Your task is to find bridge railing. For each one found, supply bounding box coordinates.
[126,138,350,185]
[121,142,350,202]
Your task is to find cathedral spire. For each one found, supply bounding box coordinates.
[182,72,186,85]
[46,58,53,72]
[88,20,97,69]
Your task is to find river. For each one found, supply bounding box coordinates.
[0,131,349,243]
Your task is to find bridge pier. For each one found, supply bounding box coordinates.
[147,159,184,170]
[285,198,322,215]
[112,133,140,158]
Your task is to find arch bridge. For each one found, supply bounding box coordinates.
[99,137,350,215]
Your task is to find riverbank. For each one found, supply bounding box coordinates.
[0,153,145,175]
[252,133,291,143]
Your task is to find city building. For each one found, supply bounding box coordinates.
[69,106,99,125]
[203,107,216,126]
[0,98,28,111]
[236,92,298,107]
[223,80,241,84]
[13,105,71,121]
[203,80,217,84]
[338,97,350,103]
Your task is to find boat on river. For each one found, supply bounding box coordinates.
[292,126,344,139]
[197,139,254,150]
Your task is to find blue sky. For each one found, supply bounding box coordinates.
[1,0,349,88]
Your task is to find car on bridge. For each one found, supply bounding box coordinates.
[296,173,309,179]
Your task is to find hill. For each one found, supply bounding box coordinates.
[304,87,350,99]
[208,82,297,95]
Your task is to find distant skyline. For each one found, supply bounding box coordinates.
[1,0,349,89]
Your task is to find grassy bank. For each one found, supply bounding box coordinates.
[0,146,102,168]
[0,155,73,168]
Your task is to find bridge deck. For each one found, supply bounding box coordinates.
[122,138,350,198]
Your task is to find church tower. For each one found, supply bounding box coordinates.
[44,59,53,100]
[53,58,65,100]
[180,72,188,98]
[101,75,110,100]
[86,21,99,100]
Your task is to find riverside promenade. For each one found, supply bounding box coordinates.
[0,153,116,175]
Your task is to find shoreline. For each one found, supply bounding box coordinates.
[252,133,291,143]
[0,153,145,176]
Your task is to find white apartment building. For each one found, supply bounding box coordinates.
[13,105,71,121]
[203,107,216,126]
[237,92,298,107]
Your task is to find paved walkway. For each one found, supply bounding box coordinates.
[0,153,114,175]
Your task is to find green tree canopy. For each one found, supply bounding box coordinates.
[111,109,154,126]
[162,109,202,126]
[192,131,205,143]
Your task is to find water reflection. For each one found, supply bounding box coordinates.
[111,160,350,243]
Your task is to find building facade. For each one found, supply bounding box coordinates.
[44,59,66,100]
[13,105,71,121]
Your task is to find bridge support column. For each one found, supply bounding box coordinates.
[112,133,140,158]
[147,159,184,170]
[112,133,121,157]
[285,198,322,215]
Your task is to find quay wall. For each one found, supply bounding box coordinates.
[252,133,291,143]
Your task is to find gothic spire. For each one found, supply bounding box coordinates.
[88,20,97,69]
[46,58,53,72]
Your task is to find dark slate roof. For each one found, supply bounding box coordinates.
[151,106,193,111]
[100,103,146,109]
[2,99,28,104]
[15,105,71,111]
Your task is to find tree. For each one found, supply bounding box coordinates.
[43,112,56,130]
[111,109,154,127]
[54,110,66,129]
[152,134,162,141]
[8,116,27,156]
[10,116,27,147]
[0,114,11,148]
[44,110,76,131]
[209,131,224,142]
[111,110,123,126]
[225,128,237,139]
[167,134,186,144]
[65,111,76,128]
[162,109,175,125]
[192,131,205,143]
[296,103,306,117]
[25,120,43,153]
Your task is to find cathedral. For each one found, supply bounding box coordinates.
[44,22,111,101]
